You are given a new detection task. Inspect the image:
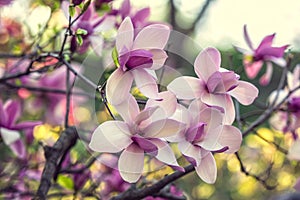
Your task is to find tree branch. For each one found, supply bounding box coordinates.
[111,165,194,200]
[33,127,78,200]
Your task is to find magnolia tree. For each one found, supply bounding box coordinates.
[0,0,300,199]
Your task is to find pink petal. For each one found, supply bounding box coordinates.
[201,93,235,124]
[166,105,191,143]
[145,91,177,118]
[195,151,217,184]
[142,119,185,138]
[106,68,133,105]
[243,25,254,50]
[256,33,275,54]
[0,100,6,125]
[4,100,21,127]
[218,125,242,154]
[150,138,183,170]
[259,62,273,86]
[134,106,159,127]
[244,60,263,79]
[132,68,159,99]
[178,141,201,166]
[196,108,223,150]
[90,35,104,56]
[89,121,132,153]
[10,139,26,159]
[131,7,150,26]
[167,76,203,99]
[13,121,41,130]
[132,24,170,50]
[118,143,144,183]
[188,99,208,121]
[116,17,134,53]
[229,80,258,105]
[149,49,168,70]
[194,47,221,82]
[114,94,139,124]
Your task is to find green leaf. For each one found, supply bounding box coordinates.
[76,34,83,46]
[112,46,120,68]
[82,0,91,13]
[57,175,74,190]
[69,5,75,17]
[76,28,88,35]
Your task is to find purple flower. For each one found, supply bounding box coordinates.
[89,94,184,183]
[106,17,170,105]
[235,25,289,85]
[168,47,259,124]
[72,3,115,55]
[0,99,41,158]
[0,0,13,7]
[117,0,150,29]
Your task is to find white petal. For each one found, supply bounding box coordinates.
[132,69,159,99]
[194,47,221,82]
[133,24,170,50]
[89,121,132,153]
[149,49,168,70]
[1,128,20,145]
[228,81,258,105]
[145,91,177,119]
[114,94,139,124]
[116,17,134,52]
[195,151,217,184]
[150,138,182,169]
[118,144,144,183]
[167,76,203,99]
[142,119,185,138]
[178,141,201,166]
[106,69,133,106]
[218,125,242,154]
[201,93,235,124]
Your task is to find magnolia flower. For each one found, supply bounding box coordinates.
[235,25,289,85]
[269,65,300,137]
[117,0,150,29]
[106,17,170,105]
[0,100,41,158]
[168,47,259,124]
[167,100,242,184]
[89,95,183,183]
[69,2,115,55]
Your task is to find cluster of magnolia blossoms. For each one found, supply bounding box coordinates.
[268,65,300,160]
[89,17,259,184]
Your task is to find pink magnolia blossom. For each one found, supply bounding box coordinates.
[269,65,300,138]
[89,95,183,183]
[167,100,242,184]
[116,0,150,29]
[61,1,115,56]
[235,25,289,85]
[0,100,41,158]
[106,17,170,105]
[167,47,259,124]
